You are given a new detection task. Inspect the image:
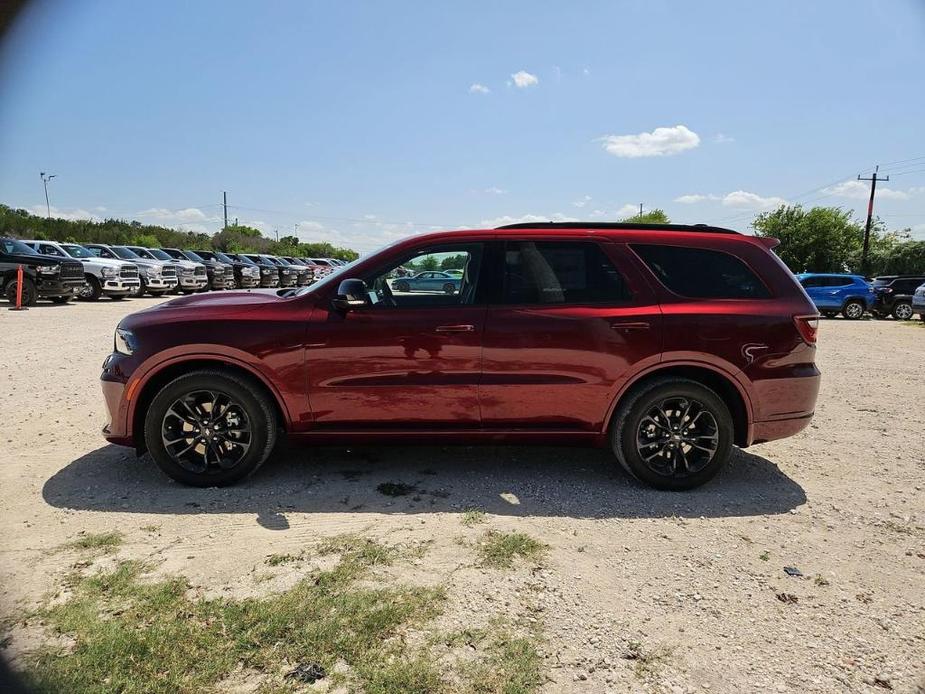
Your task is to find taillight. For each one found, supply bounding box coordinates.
[793,314,819,345]
[881,287,893,294]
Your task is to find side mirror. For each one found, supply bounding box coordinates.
[332,278,370,312]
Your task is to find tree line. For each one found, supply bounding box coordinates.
[0,205,359,261]
[1,202,922,276]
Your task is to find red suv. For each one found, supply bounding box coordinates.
[100,222,821,490]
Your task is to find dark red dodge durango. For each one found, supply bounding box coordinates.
[101,222,821,490]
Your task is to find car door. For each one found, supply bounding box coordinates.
[800,276,830,309]
[479,238,662,432]
[305,241,487,428]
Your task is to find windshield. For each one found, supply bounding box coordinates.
[183,250,205,262]
[1,238,38,255]
[233,254,256,265]
[295,256,362,296]
[145,248,173,261]
[871,278,891,287]
[61,244,94,258]
[111,246,141,259]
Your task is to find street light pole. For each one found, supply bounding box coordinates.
[40,172,56,217]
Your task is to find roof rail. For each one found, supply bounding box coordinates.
[494,222,739,235]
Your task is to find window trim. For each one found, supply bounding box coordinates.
[490,239,636,308]
[630,243,772,301]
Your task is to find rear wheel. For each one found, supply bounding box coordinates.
[144,370,278,487]
[611,378,733,491]
[443,283,456,294]
[842,300,864,320]
[892,302,913,320]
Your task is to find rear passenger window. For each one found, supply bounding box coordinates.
[502,241,630,304]
[632,244,770,299]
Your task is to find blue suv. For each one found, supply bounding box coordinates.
[796,273,874,320]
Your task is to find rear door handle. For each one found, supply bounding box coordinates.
[435,324,475,333]
[609,320,650,332]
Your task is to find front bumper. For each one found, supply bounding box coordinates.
[912,298,925,315]
[36,276,85,297]
[145,276,179,290]
[260,274,281,288]
[102,277,141,295]
[238,275,260,288]
[178,275,208,289]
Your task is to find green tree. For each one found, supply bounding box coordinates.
[752,205,866,273]
[440,254,468,270]
[621,209,670,224]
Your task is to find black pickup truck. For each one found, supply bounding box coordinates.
[1,237,86,305]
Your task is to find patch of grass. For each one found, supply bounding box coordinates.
[477,531,546,569]
[376,481,418,497]
[458,632,544,694]
[265,552,303,567]
[462,508,487,527]
[759,550,770,561]
[139,525,160,533]
[623,639,673,682]
[63,531,123,553]
[24,545,444,693]
[814,574,830,587]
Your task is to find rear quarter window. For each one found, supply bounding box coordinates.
[632,244,770,299]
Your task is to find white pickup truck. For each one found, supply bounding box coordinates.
[24,240,140,300]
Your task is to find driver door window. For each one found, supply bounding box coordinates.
[366,243,484,308]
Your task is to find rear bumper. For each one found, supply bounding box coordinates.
[751,413,814,445]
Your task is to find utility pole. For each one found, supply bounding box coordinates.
[223,191,229,230]
[40,172,56,217]
[858,166,888,275]
[274,227,279,242]
[639,203,643,215]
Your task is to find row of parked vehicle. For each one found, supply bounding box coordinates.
[796,272,925,321]
[0,236,350,305]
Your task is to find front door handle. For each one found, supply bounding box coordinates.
[435,324,475,333]
[609,320,650,332]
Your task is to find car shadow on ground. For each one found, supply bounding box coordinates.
[43,443,806,528]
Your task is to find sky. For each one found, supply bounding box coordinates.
[1,0,924,253]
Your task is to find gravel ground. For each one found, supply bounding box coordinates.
[1,297,923,692]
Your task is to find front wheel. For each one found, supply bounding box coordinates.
[611,378,733,491]
[79,275,102,301]
[50,295,72,304]
[144,370,278,487]
[443,283,456,294]
[842,300,865,320]
[4,277,38,306]
[132,278,147,298]
[892,302,913,320]
[395,280,410,292]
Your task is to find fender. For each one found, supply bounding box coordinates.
[124,344,297,436]
[600,356,756,438]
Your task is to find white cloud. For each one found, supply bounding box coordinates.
[469,83,490,94]
[674,193,721,204]
[137,207,212,223]
[572,195,592,208]
[823,180,912,201]
[599,125,700,158]
[511,70,538,88]
[721,190,787,210]
[615,204,641,219]
[480,212,578,227]
[713,133,735,144]
[483,186,507,195]
[27,205,102,222]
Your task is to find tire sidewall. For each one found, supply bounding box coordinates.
[842,301,864,320]
[144,371,277,487]
[613,380,734,491]
[892,302,913,320]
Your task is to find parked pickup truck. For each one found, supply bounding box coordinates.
[160,248,235,291]
[82,243,179,297]
[193,250,261,289]
[24,239,139,301]
[126,247,207,293]
[1,237,86,305]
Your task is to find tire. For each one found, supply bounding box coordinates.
[443,283,455,294]
[144,369,278,487]
[396,280,410,292]
[149,290,168,297]
[50,295,72,304]
[842,300,865,320]
[79,275,102,301]
[109,294,126,301]
[133,278,147,298]
[4,276,38,306]
[611,378,734,491]
[821,311,836,319]
[892,302,913,321]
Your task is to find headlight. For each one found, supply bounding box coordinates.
[180,267,193,275]
[114,328,137,355]
[101,267,118,278]
[262,268,273,274]
[36,265,60,274]
[147,266,161,277]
